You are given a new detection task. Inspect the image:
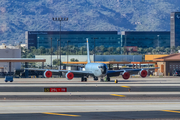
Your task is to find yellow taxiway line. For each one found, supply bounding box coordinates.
[120,86,130,88]
[162,110,180,113]
[43,112,80,117]
[110,94,126,97]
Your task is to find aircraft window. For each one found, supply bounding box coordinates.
[98,66,102,68]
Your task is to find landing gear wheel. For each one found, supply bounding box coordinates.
[81,77,84,82]
[100,79,104,82]
[94,77,98,81]
[107,77,110,81]
[81,76,87,82]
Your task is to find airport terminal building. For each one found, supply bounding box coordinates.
[26,31,121,50]
[170,12,180,47]
[26,31,171,50]
[121,31,170,48]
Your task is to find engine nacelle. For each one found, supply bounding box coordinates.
[44,70,52,78]
[66,72,74,80]
[140,70,147,78]
[122,71,130,80]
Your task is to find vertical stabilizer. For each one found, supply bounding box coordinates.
[86,38,91,63]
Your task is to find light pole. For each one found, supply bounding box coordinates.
[94,38,98,62]
[52,17,68,70]
[67,40,69,64]
[57,39,58,60]
[157,35,159,48]
[51,38,52,69]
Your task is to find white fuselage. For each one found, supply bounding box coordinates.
[85,63,108,77]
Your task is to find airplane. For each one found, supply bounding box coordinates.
[25,38,158,82]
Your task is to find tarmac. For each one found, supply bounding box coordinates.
[0,76,180,119]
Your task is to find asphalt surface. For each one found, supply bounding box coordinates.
[1,95,180,100]
[1,77,180,119]
[0,86,180,92]
[1,111,180,120]
[0,100,180,120]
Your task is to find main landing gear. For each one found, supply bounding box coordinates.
[96,76,111,82]
[104,76,110,82]
[94,76,98,81]
[81,76,87,82]
[107,77,110,81]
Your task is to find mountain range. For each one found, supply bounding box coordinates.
[0,0,180,45]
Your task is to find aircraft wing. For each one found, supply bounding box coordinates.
[107,67,159,76]
[24,68,93,74]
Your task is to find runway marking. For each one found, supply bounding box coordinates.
[43,112,80,117]
[121,86,130,88]
[110,94,126,97]
[162,110,180,114]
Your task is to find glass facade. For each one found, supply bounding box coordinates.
[26,31,121,50]
[170,12,180,47]
[121,31,170,48]
[26,31,171,51]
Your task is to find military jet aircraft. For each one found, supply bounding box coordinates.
[25,38,158,82]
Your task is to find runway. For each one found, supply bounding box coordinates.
[0,100,180,120]
[1,77,180,119]
[1,111,180,120]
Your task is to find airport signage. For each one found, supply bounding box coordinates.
[44,88,67,92]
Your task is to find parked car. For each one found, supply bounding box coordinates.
[173,70,180,76]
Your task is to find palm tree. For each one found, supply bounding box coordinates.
[171,46,176,53]
[176,46,180,52]
[138,48,143,54]
[99,45,105,52]
[165,48,170,54]
[38,46,46,55]
[152,49,156,54]
[80,46,86,55]
[116,47,121,54]
[121,47,127,55]
[107,47,114,54]
[160,47,165,53]
[148,47,153,53]
[155,47,161,54]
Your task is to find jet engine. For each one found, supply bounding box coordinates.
[66,72,74,80]
[140,70,147,78]
[122,71,130,80]
[44,70,52,78]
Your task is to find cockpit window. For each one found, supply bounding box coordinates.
[98,65,107,74]
[98,66,103,68]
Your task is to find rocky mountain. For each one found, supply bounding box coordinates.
[0,0,179,45]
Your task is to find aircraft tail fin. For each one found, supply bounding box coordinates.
[86,38,91,63]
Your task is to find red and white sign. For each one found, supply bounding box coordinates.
[49,88,67,92]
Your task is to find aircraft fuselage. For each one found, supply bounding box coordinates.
[85,63,108,77]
